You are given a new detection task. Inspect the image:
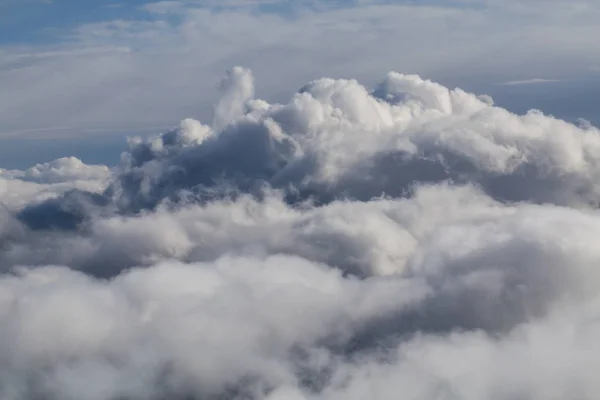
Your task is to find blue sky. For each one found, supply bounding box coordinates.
[1,0,600,168]
[0,0,309,44]
[0,0,359,44]
[0,0,146,45]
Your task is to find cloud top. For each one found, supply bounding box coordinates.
[104,68,600,214]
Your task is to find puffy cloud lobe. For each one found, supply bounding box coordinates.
[2,68,600,399]
[213,66,256,132]
[0,256,430,400]
[0,157,109,211]
[0,157,110,184]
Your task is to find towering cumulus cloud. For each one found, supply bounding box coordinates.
[2,68,600,400]
[105,67,600,213]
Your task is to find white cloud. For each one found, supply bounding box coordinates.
[2,0,600,137]
[501,78,562,86]
[3,66,600,399]
[0,157,110,184]
[3,199,600,399]
[0,157,109,210]
[100,68,600,214]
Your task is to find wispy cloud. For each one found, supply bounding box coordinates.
[500,78,562,86]
[1,0,600,137]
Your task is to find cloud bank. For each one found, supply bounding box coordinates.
[2,68,600,400]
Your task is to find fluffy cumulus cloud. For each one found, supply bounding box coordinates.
[2,68,600,399]
[106,67,600,212]
[0,157,110,210]
[0,157,110,184]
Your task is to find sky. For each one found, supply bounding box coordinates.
[1,0,600,167]
[3,3,600,399]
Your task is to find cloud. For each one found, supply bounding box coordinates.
[213,66,256,132]
[2,0,600,137]
[2,67,600,399]
[500,78,562,86]
[101,68,600,214]
[0,183,502,277]
[0,157,109,211]
[0,156,110,184]
[2,202,600,399]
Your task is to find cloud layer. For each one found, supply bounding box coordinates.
[2,68,600,400]
[3,0,600,139]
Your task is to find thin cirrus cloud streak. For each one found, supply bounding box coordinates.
[1,66,600,399]
[1,0,600,138]
[500,78,562,86]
